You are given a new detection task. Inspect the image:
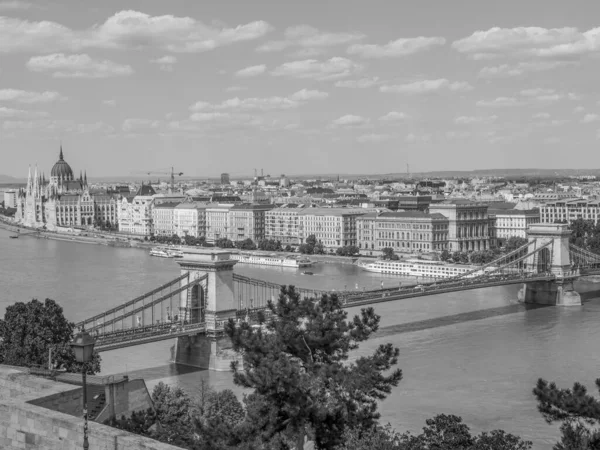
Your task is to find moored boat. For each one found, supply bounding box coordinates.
[231,251,312,268]
[357,258,497,279]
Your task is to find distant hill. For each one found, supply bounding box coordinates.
[0,174,20,183]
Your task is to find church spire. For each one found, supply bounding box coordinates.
[84,171,87,186]
[26,165,32,195]
[59,144,64,161]
[33,165,39,197]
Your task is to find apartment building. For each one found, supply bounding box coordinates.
[540,199,600,225]
[117,185,156,236]
[228,204,274,242]
[356,211,449,256]
[265,205,307,245]
[491,209,540,244]
[152,202,178,237]
[298,207,380,248]
[205,204,232,243]
[429,201,490,252]
[174,202,207,238]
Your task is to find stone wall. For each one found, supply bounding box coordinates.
[113,379,154,419]
[0,366,181,450]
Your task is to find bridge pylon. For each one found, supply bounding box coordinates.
[173,249,241,370]
[519,224,581,306]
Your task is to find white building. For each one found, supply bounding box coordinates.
[227,204,273,242]
[540,199,600,225]
[118,184,156,236]
[174,202,204,238]
[492,209,540,243]
[3,190,17,208]
[205,204,232,243]
[152,202,178,237]
[265,206,308,245]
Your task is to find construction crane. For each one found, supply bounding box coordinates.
[145,167,183,193]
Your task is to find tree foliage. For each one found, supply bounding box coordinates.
[533,377,600,449]
[258,239,284,251]
[224,286,403,449]
[235,238,257,251]
[299,234,325,255]
[505,236,528,253]
[382,247,399,260]
[216,238,235,249]
[336,245,360,257]
[0,298,101,374]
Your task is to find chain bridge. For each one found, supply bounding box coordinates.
[75,224,600,370]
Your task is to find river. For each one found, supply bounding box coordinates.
[2,227,600,448]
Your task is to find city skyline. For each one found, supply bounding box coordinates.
[1,0,600,177]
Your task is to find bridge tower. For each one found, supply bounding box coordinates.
[518,223,581,306]
[173,249,241,370]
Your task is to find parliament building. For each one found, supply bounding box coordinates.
[15,147,118,230]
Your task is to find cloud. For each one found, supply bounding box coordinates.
[582,114,600,124]
[347,36,445,58]
[256,25,363,53]
[479,61,576,78]
[102,99,116,107]
[452,26,600,59]
[0,107,47,118]
[235,64,267,77]
[476,97,525,107]
[0,10,272,54]
[405,133,431,143]
[446,131,472,140]
[270,57,362,80]
[225,85,247,92]
[357,133,390,143]
[331,114,369,127]
[189,89,328,114]
[573,106,585,113]
[532,112,550,119]
[27,53,133,78]
[380,78,472,94]
[0,89,66,103]
[520,88,555,97]
[334,77,380,88]
[379,111,409,121]
[454,115,497,124]
[150,55,177,71]
[0,1,34,10]
[122,118,161,131]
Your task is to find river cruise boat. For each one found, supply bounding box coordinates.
[149,247,176,258]
[231,251,312,268]
[357,258,496,279]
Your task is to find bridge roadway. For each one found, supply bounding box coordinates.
[92,272,562,352]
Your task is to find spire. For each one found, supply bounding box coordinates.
[26,165,32,195]
[59,144,64,161]
[33,165,39,197]
[84,171,87,186]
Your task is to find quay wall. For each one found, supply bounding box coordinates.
[0,366,179,450]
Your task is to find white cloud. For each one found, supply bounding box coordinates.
[225,85,247,92]
[454,115,497,124]
[102,99,117,107]
[122,118,161,131]
[347,36,445,58]
[479,61,576,78]
[573,106,585,113]
[235,64,267,77]
[189,89,328,114]
[379,111,409,121]
[357,133,390,143]
[27,53,133,78]
[270,57,362,80]
[0,107,47,118]
[0,1,33,11]
[532,112,551,119]
[150,55,177,71]
[0,89,66,103]
[380,78,472,94]
[476,97,525,107]
[334,77,380,88]
[256,25,363,53]
[520,88,555,97]
[0,10,272,54]
[405,133,431,143]
[189,112,232,122]
[453,26,600,60]
[331,114,369,127]
[582,114,600,124]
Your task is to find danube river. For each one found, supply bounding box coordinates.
[2,228,600,448]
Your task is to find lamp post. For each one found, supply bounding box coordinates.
[70,327,96,450]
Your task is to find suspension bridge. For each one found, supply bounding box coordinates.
[74,224,600,369]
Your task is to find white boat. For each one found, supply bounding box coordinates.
[149,247,174,258]
[231,252,312,268]
[357,258,497,279]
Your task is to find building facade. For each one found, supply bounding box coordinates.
[265,206,306,245]
[117,184,156,236]
[539,199,600,225]
[298,208,378,248]
[429,201,490,252]
[228,204,274,242]
[205,204,232,243]
[356,211,449,255]
[3,190,16,208]
[174,202,207,238]
[152,202,178,237]
[492,209,540,244]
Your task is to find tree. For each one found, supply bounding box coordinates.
[305,235,317,247]
[258,239,284,251]
[284,245,293,252]
[224,286,403,449]
[0,298,101,374]
[336,245,360,257]
[382,247,399,260]
[505,236,528,252]
[440,250,451,262]
[236,238,257,251]
[533,377,600,449]
[216,238,235,249]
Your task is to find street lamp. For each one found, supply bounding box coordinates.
[70,327,96,450]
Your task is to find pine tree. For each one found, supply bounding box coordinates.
[224,286,403,450]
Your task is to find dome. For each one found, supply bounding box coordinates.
[50,146,74,181]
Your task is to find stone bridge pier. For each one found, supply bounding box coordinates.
[518,224,581,306]
[172,249,242,371]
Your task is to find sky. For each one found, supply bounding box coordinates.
[0,0,599,178]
